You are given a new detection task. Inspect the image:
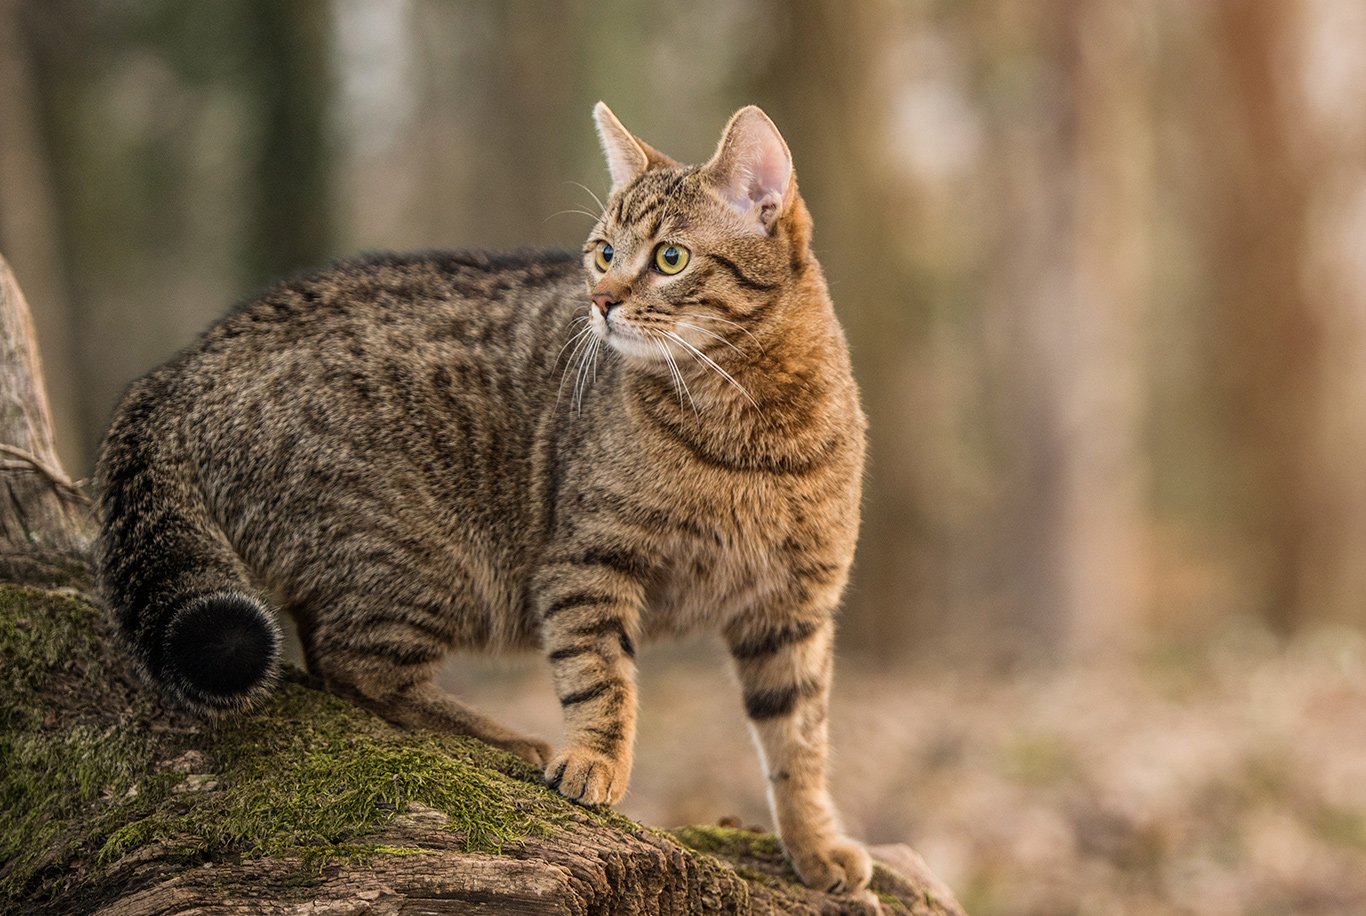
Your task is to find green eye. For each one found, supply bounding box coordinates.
[594,242,614,272]
[653,243,690,275]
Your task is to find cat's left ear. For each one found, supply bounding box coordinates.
[593,102,678,195]
[704,106,794,236]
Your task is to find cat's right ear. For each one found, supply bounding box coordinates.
[593,102,677,196]
[703,106,794,236]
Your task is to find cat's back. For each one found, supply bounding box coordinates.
[203,248,583,364]
[129,248,587,455]
[102,249,589,582]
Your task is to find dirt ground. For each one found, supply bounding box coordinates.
[440,623,1366,915]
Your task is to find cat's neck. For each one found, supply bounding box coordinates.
[622,277,859,473]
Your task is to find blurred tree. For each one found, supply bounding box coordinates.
[0,0,81,470]
[1200,2,1322,633]
[16,1,337,466]
[977,0,1151,658]
[1292,1,1366,628]
[236,0,336,289]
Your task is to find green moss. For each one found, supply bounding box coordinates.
[672,826,814,911]
[1,584,167,900]
[874,888,904,907]
[100,680,565,866]
[671,825,785,860]
[0,584,176,899]
[0,725,170,899]
[0,583,107,724]
[2,585,570,906]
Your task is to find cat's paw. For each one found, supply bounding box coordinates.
[544,746,628,806]
[500,736,552,768]
[789,837,873,894]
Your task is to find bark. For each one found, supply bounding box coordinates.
[0,253,963,915]
[0,253,91,585]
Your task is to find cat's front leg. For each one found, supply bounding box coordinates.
[534,553,644,806]
[726,614,872,894]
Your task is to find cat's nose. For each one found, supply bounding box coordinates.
[591,290,621,316]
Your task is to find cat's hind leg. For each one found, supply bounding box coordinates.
[359,678,551,767]
[302,613,551,767]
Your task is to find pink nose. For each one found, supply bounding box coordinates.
[591,291,620,316]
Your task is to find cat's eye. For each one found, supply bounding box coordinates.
[593,242,614,272]
[653,243,690,275]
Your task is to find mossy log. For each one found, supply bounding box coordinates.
[0,253,964,914]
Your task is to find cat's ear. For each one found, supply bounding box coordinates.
[593,102,678,195]
[704,106,794,236]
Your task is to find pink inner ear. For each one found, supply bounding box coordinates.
[715,111,792,229]
[747,141,790,204]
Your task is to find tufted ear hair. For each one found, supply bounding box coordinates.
[702,106,794,236]
[593,102,679,195]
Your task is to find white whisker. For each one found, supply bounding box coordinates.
[668,347,699,416]
[565,180,606,214]
[544,208,600,224]
[650,331,699,416]
[572,341,587,412]
[583,338,601,410]
[554,325,594,374]
[678,310,765,352]
[651,337,683,406]
[675,320,748,358]
[556,325,597,410]
[662,329,760,412]
[574,336,600,413]
[573,339,589,412]
[553,319,593,364]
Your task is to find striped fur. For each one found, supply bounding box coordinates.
[94,104,870,893]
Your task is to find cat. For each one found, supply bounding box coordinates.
[95,102,872,894]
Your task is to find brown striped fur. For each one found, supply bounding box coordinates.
[94,104,871,893]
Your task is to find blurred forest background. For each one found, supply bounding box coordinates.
[5,1,1366,913]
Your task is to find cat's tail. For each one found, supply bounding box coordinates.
[94,377,281,715]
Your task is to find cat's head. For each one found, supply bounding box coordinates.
[581,103,811,365]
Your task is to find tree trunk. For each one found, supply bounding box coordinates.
[1203,1,1321,633]
[0,252,91,585]
[0,252,962,914]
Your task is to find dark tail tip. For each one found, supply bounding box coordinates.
[163,592,281,714]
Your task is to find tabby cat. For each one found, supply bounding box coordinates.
[95,103,871,893]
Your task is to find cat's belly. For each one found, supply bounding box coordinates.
[640,537,779,639]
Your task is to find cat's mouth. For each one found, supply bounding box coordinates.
[593,311,665,362]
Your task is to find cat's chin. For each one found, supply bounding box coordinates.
[598,323,666,364]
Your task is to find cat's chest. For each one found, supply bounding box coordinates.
[640,481,789,636]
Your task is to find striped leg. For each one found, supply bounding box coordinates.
[535,556,644,806]
[306,621,551,767]
[727,615,872,894]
